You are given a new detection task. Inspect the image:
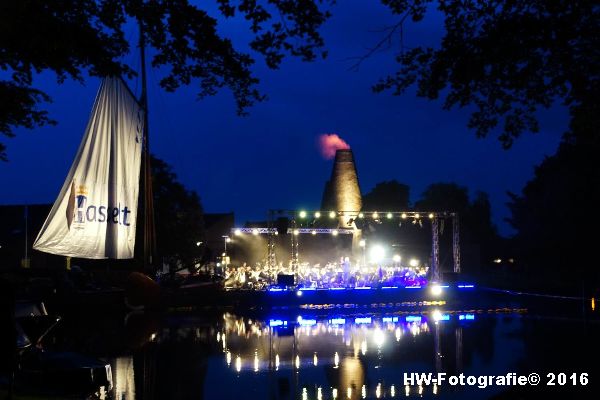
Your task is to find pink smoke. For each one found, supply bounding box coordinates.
[319,133,350,159]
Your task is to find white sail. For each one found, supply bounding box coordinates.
[33,77,144,259]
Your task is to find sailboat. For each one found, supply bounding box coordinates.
[31,73,161,310]
[33,76,145,260]
[32,22,160,309]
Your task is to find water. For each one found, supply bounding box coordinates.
[96,308,598,399]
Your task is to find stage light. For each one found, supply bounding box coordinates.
[409,258,419,267]
[294,229,300,236]
[401,213,407,219]
[225,237,231,243]
[332,230,338,236]
[432,309,449,321]
[386,212,393,219]
[252,229,259,235]
[329,211,336,219]
[359,239,366,247]
[311,230,317,235]
[358,212,364,218]
[430,285,442,296]
[374,327,385,347]
[299,210,307,218]
[414,213,420,219]
[315,211,321,218]
[234,229,242,236]
[393,254,401,263]
[196,241,202,246]
[372,212,379,219]
[493,258,502,264]
[428,213,434,219]
[370,245,385,263]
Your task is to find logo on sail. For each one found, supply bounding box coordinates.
[75,185,89,224]
[66,182,132,229]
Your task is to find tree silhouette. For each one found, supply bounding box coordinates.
[415,183,498,273]
[0,0,332,159]
[371,0,599,148]
[149,155,205,268]
[506,140,598,289]
[362,180,410,210]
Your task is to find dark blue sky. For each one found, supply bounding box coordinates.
[0,1,566,235]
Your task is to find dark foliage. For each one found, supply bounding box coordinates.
[415,183,499,271]
[373,0,599,148]
[150,155,205,266]
[361,181,499,272]
[362,180,410,210]
[506,140,599,287]
[0,0,332,159]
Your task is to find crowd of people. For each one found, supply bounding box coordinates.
[223,258,429,290]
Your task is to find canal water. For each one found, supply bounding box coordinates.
[89,307,598,399]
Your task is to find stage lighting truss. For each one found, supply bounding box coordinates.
[282,210,456,220]
[231,227,277,235]
[265,209,461,278]
[285,228,354,235]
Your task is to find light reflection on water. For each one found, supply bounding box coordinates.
[104,309,597,399]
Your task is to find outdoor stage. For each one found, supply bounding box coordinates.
[166,282,487,311]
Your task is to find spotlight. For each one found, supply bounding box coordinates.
[428,213,435,219]
[329,211,336,219]
[358,212,364,218]
[414,213,420,219]
[315,211,321,218]
[386,212,393,219]
[294,229,300,236]
[401,213,407,219]
[431,285,442,296]
[409,258,419,267]
[359,239,366,247]
[252,229,259,235]
[311,230,317,235]
[299,210,307,218]
[370,245,385,263]
[372,212,379,219]
[393,254,401,263]
[234,229,242,236]
[332,230,338,236]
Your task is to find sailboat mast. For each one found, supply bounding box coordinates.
[139,15,156,272]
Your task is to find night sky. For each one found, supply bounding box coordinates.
[0,1,566,235]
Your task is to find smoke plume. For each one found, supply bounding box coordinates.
[319,133,350,159]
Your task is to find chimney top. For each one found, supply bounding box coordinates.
[334,148,354,163]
